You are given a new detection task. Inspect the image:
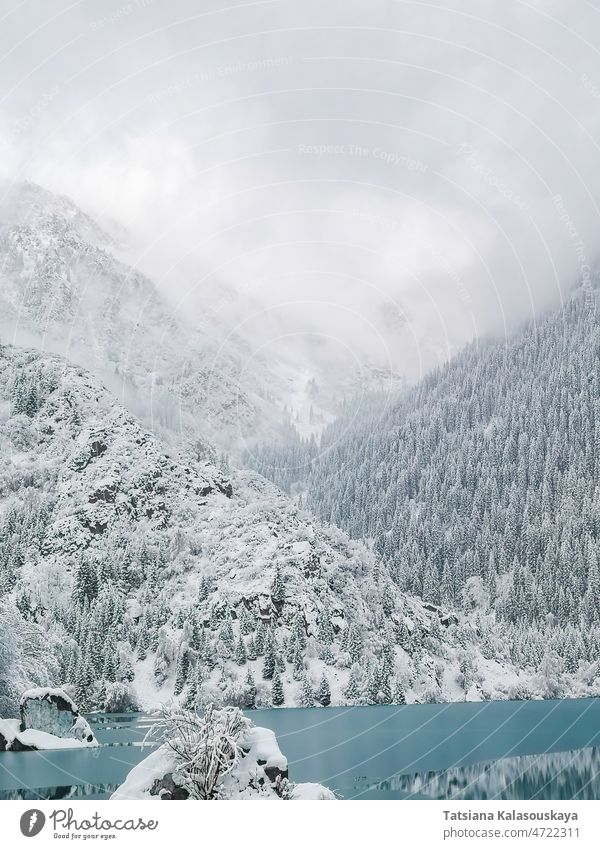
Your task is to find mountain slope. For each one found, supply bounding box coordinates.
[0,182,401,457]
[0,343,516,714]
[300,283,600,684]
[0,181,289,455]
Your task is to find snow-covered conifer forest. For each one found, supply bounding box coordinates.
[252,282,600,698]
[1,181,600,717]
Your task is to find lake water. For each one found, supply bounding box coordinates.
[2,698,600,800]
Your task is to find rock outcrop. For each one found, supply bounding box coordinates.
[0,689,97,751]
[20,688,96,745]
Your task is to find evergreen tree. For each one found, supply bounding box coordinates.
[343,669,361,703]
[174,648,189,696]
[262,630,276,680]
[197,575,210,603]
[317,607,334,645]
[392,678,406,705]
[271,567,286,604]
[72,561,99,606]
[317,673,331,707]
[255,622,266,655]
[246,634,257,661]
[298,673,313,707]
[272,669,285,706]
[244,669,256,709]
[235,635,247,666]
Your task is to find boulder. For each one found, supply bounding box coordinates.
[19,688,97,745]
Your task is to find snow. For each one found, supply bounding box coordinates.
[20,687,78,710]
[245,726,287,771]
[111,746,174,800]
[290,783,336,800]
[15,729,95,750]
[0,719,20,745]
[0,717,97,751]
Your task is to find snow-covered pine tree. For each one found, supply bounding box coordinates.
[272,669,285,706]
[262,630,276,680]
[317,673,331,706]
[343,668,361,704]
[234,636,247,666]
[243,669,256,709]
[271,567,286,604]
[298,673,313,707]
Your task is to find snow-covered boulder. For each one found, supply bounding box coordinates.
[0,717,97,752]
[112,707,333,800]
[17,688,97,748]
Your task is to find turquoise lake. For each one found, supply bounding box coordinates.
[2,698,600,800]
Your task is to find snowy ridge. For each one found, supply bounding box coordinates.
[0,182,406,458]
[0,343,534,712]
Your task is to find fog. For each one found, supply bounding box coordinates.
[2,0,600,381]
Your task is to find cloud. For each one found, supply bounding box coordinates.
[2,0,600,380]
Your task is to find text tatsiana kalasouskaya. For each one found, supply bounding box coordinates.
[443,811,578,823]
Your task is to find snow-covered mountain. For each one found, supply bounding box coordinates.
[0,181,280,456]
[265,280,600,698]
[1,342,521,714]
[2,183,598,717]
[0,182,402,457]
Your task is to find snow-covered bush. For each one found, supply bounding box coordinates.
[102,682,139,713]
[507,681,533,701]
[113,705,335,800]
[149,705,251,800]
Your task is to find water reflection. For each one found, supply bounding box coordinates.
[383,746,600,800]
[4,783,120,801]
[4,703,600,800]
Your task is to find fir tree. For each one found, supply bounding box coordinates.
[235,635,247,666]
[271,567,286,604]
[72,561,99,606]
[298,673,313,707]
[174,649,189,696]
[392,678,406,705]
[343,669,361,703]
[255,621,266,655]
[317,673,331,707]
[272,669,285,706]
[244,669,256,709]
[246,635,257,661]
[262,630,276,680]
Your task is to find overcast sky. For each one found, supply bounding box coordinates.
[2,0,600,379]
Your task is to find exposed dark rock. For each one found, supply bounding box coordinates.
[171,787,190,799]
[260,760,288,784]
[88,483,117,503]
[10,736,37,752]
[90,439,107,458]
[441,613,459,627]
[150,773,189,800]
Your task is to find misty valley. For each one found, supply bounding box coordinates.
[0,178,599,801]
